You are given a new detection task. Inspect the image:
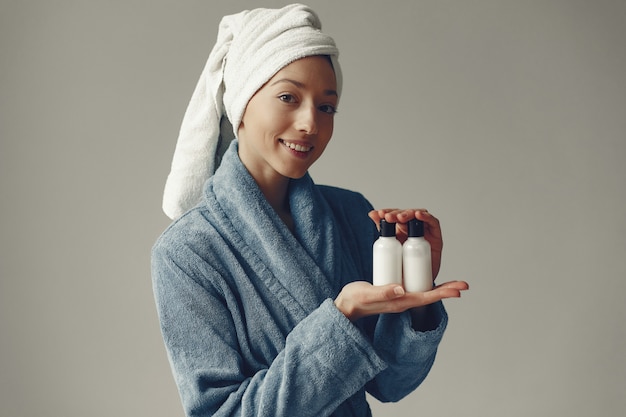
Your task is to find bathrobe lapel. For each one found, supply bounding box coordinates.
[207,141,348,322]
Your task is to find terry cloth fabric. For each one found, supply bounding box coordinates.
[151,140,448,416]
[162,3,343,220]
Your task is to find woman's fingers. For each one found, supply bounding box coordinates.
[422,281,469,302]
[394,281,469,309]
[368,209,401,227]
[335,280,469,321]
[434,280,470,291]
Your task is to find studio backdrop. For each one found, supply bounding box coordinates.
[1,1,624,416]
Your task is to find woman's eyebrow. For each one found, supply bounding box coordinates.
[270,78,337,97]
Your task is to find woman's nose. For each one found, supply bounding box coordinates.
[295,104,318,135]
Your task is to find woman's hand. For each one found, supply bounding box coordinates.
[334,281,469,322]
[369,208,443,279]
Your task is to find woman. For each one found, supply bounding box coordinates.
[152,4,468,416]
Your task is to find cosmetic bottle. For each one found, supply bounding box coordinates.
[373,219,402,286]
[402,219,433,292]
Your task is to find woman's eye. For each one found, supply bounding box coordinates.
[319,104,337,115]
[278,94,296,103]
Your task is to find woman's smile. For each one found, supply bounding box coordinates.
[279,139,314,155]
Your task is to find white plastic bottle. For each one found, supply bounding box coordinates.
[402,219,433,292]
[373,219,402,286]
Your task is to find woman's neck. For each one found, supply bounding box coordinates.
[256,174,295,233]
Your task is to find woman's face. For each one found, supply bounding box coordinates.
[237,55,338,185]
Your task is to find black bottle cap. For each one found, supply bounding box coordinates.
[407,219,425,237]
[379,219,396,237]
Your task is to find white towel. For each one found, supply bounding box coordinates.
[162,3,342,220]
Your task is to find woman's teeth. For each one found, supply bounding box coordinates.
[281,140,312,152]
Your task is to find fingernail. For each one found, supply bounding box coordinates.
[394,286,405,297]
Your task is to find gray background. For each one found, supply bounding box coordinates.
[1,1,625,416]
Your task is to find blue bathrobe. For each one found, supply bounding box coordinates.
[152,140,448,417]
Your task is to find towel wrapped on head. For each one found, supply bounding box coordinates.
[162,3,342,220]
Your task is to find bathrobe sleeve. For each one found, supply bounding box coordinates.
[151,219,388,417]
[362,306,448,402]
